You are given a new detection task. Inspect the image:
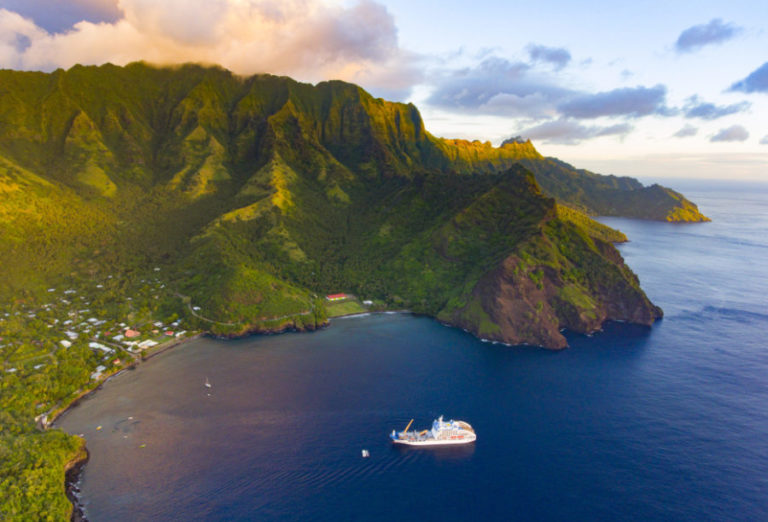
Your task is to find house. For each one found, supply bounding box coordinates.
[89,342,111,353]
[125,329,140,338]
[325,293,349,301]
[138,340,158,349]
[60,340,72,348]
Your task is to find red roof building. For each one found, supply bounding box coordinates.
[326,293,349,301]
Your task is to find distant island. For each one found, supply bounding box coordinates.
[0,62,708,519]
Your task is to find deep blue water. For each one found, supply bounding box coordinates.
[57,179,768,521]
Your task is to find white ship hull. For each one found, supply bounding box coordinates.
[391,434,476,446]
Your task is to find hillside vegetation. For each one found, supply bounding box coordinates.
[0,62,702,518]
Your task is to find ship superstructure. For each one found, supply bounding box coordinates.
[390,416,476,446]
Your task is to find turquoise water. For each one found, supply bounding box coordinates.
[57,180,768,521]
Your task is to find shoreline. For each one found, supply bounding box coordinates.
[52,316,346,518]
[52,310,392,517]
[48,333,203,429]
[64,444,89,522]
[50,333,203,521]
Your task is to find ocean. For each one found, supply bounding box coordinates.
[56,179,768,521]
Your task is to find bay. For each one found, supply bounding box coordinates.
[57,179,768,521]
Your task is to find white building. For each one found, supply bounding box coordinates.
[90,365,107,380]
[89,342,112,353]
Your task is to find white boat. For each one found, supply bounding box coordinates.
[204,377,211,388]
[390,416,476,446]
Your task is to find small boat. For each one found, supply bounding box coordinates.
[361,449,370,458]
[390,416,476,446]
[204,377,211,388]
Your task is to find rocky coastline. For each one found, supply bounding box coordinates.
[64,445,89,522]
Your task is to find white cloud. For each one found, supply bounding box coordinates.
[0,9,48,69]
[0,1,419,98]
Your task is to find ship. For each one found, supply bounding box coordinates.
[390,416,476,446]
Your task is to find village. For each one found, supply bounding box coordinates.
[0,268,199,424]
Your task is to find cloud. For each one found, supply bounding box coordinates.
[760,135,768,145]
[673,125,698,138]
[557,85,670,119]
[0,9,48,69]
[518,119,633,145]
[683,96,750,119]
[427,54,675,123]
[0,1,421,100]
[675,18,742,53]
[710,125,749,142]
[729,62,768,94]
[426,56,573,118]
[527,44,571,70]
[0,0,120,33]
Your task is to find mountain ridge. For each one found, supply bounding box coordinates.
[0,61,700,350]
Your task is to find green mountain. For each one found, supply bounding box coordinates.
[0,62,706,348]
[515,156,710,222]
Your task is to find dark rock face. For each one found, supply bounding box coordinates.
[447,222,662,349]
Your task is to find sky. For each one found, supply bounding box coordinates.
[0,1,766,180]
